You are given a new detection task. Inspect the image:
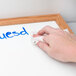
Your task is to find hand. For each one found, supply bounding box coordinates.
[33,26,76,62]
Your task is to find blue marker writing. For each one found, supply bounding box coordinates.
[6,32,14,38]
[20,27,29,35]
[0,27,29,39]
[0,33,7,39]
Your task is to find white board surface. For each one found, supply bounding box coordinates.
[0,21,76,76]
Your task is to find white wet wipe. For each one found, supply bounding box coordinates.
[31,36,43,45]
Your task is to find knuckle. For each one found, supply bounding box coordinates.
[57,29,63,32]
[43,36,49,41]
[44,26,50,29]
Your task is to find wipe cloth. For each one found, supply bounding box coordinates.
[32,36,43,44]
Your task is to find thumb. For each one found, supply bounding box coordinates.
[37,41,50,54]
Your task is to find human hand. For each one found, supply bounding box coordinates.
[33,26,76,62]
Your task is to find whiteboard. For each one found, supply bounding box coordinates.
[0,21,76,76]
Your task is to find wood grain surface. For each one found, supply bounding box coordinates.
[0,14,73,33]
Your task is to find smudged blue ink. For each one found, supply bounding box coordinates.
[12,31,20,36]
[0,33,7,39]
[20,27,29,35]
[6,32,13,38]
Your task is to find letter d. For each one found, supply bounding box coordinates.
[20,27,29,35]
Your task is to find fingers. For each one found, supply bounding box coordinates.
[37,41,50,53]
[33,34,40,37]
[33,34,50,44]
[38,26,56,35]
[43,35,50,44]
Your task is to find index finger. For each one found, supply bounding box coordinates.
[38,26,56,35]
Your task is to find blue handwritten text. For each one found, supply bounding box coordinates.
[0,27,29,39]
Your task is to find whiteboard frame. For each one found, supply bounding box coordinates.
[0,14,73,33]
